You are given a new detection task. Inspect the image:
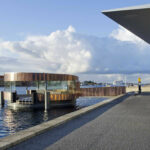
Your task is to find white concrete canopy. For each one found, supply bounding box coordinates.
[102,4,150,44]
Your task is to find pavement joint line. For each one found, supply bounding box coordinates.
[0,94,126,150]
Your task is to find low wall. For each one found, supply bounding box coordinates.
[80,86,126,96]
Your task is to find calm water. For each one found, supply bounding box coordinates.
[0,97,107,138]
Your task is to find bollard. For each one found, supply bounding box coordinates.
[0,91,4,106]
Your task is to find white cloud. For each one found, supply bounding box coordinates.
[0,26,91,74]
[0,25,150,83]
[110,25,148,48]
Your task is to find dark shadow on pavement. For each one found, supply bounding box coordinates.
[134,92,150,96]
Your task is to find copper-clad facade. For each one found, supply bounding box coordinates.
[4,72,80,102]
[4,72,78,82]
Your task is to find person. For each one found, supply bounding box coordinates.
[138,83,141,94]
[138,77,141,94]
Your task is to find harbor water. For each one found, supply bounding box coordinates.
[0,96,108,138]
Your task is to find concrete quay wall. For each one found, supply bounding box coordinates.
[0,94,126,150]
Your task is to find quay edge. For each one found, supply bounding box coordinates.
[0,94,127,150]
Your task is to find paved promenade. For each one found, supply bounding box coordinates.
[9,93,150,150]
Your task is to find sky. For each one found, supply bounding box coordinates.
[0,0,150,83]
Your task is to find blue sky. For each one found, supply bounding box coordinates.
[0,0,150,41]
[1,0,150,83]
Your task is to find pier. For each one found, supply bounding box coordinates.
[0,92,150,150]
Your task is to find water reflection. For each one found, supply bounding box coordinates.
[0,97,107,138]
[3,109,17,134]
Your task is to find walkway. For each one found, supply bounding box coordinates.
[9,93,150,150]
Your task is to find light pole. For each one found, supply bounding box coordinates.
[44,79,48,112]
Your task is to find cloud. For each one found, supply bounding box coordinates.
[0,26,91,74]
[0,25,150,78]
[110,25,148,47]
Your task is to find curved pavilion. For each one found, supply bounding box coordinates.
[4,72,80,105]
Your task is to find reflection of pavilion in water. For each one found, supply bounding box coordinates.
[0,104,76,137]
[3,109,17,135]
[3,72,80,108]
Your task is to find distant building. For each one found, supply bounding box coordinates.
[113,80,125,86]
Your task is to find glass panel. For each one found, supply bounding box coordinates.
[15,82,26,94]
[39,81,46,90]
[11,81,16,92]
[0,81,4,87]
[47,81,68,91]
[14,81,38,94]
[61,81,68,90]
[28,81,38,90]
[4,82,11,92]
[0,80,4,91]
[3,80,78,94]
[68,81,75,92]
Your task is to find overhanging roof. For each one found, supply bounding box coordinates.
[102,4,150,44]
